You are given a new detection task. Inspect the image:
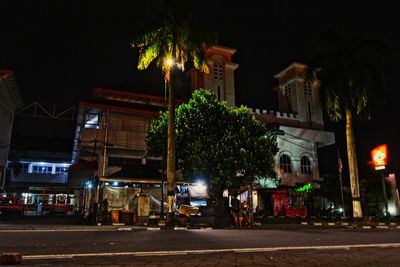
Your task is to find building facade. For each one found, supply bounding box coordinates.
[250,62,335,217]
[72,49,334,220]
[190,45,238,107]
[5,99,76,215]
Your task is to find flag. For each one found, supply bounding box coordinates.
[337,149,343,174]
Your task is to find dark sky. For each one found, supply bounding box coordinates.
[1,0,400,178]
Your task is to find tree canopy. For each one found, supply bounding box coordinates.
[146,89,279,189]
[309,27,393,218]
[131,0,217,81]
[311,27,393,121]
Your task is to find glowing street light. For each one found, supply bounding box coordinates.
[165,58,174,67]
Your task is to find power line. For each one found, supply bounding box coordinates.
[277,136,314,151]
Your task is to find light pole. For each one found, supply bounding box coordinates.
[371,144,389,217]
[165,58,176,228]
[338,150,346,218]
[380,171,389,217]
[160,79,167,220]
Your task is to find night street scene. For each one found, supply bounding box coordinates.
[1,0,400,266]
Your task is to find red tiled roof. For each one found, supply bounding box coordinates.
[93,87,185,107]
[0,69,13,75]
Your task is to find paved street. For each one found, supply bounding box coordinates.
[19,247,400,266]
[1,222,400,266]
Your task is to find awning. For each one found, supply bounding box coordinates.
[100,164,161,183]
[69,159,98,171]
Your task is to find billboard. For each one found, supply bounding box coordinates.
[371,144,388,170]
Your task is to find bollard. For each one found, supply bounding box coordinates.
[0,253,22,265]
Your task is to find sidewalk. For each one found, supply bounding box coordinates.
[1,214,400,231]
[257,215,400,230]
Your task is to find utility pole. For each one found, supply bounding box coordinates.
[89,139,97,223]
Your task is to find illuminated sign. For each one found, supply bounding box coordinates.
[295,183,314,192]
[371,144,388,170]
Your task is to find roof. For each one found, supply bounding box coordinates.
[273,62,307,79]
[69,159,98,171]
[102,164,161,182]
[93,87,185,107]
[0,69,13,76]
[79,101,160,117]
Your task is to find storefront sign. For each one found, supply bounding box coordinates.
[371,144,388,170]
[295,183,313,192]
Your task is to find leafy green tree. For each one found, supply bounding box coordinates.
[310,28,392,218]
[131,0,217,218]
[147,89,278,204]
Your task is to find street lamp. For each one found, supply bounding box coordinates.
[160,79,167,220]
[163,57,177,228]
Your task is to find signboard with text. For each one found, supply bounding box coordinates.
[371,144,388,170]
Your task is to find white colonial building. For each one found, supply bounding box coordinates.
[248,62,335,217]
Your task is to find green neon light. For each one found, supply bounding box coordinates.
[295,183,313,192]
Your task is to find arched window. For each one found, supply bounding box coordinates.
[279,154,292,173]
[300,156,312,174]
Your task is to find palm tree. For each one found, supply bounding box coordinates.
[131,0,217,224]
[310,28,392,218]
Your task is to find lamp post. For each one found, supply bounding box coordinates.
[165,58,176,228]
[338,150,346,218]
[371,144,389,217]
[160,79,167,220]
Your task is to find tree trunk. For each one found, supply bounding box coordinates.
[345,108,363,218]
[166,72,176,225]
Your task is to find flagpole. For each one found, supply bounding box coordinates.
[338,150,346,218]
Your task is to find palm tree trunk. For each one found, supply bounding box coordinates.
[166,72,176,224]
[345,107,363,218]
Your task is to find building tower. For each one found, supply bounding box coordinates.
[190,45,239,107]
[274,62,324,129]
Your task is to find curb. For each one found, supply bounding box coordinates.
[298,221,399,230]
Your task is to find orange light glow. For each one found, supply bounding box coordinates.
[371,144,388,169]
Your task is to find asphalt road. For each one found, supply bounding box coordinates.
[1,228,400,266]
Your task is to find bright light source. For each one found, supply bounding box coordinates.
[194,180,205,186]
[165,58,174,67]
[338,207,343,213]
[223,189,229,197]
[371,144,388,169]
[388,203,397,216]
[105,182,109,186]
[87,183,93,189]
[112,181,119,186]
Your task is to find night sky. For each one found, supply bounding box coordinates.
[1,1,400,179]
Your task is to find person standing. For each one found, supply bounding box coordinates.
[241,201,251,227]
[231,193,242,228]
